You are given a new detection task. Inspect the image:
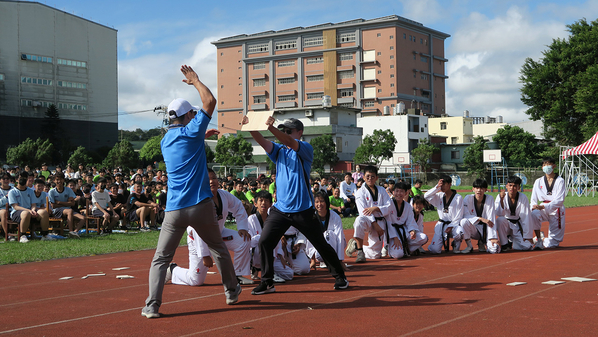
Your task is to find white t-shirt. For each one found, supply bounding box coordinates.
[91,189,111,212]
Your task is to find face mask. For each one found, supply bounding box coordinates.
[542,165,554,175]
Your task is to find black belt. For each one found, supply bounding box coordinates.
[222,235,234,241]
[284,234,297,259]
[476,222,488,243]
[392,223,411,256]
[507,218,524,237]
[439,219,452,252]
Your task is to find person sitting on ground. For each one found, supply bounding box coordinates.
[530,157,566,250]
[345,165,392,263]
[411,195,427,254]
[306,191,346,269]
[329,187,351,218]
[127,181,158,232]
[39,163,51,180]
[339,172,357,216]
[49,172,85,238]
[246,180,258,204]
[91,178,119,234]
[495,176,533,251]
[169,168,253,286]
[247,191,292,283]
[424,176,465,254]
[460,179,500,254]
[8,174,53,242]
[412,179,424,197]
[231,180,249,203]
[385,182,428,258]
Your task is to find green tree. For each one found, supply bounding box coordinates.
[68,146,94,167]
[520,18,598,146]
[41,104,64,164]
[493,125,545,167]
[463,136,489,179]
[310,134,339,174]
[139,135,163,163]
[102,140,139,170]
[411,138,437,183]
[353,129,397,165]
[6,138,54,168]
[205,143,215,163]
[214,134,253,167]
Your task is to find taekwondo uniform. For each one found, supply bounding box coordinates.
[353,184,391,259]
[306,210,346,263]
[495,192,533,251]
[171,189,251,286]
[530,175,566,248]
[385,198,428,259]
[461,194,500,254]
[424,186,464,254]
[282,226,310,275]
[248,211,293,281]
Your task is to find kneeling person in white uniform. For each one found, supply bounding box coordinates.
[495,176,533,251]
[306,191,346,268]
[170,168,253,286]
[346,165,391,263]
[386,182,428,258]
[424,176,464,254]
[530,157,565,249]
[460,179,500,254]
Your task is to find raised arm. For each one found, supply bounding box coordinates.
[181,65,216,116]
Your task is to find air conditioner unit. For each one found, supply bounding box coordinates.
[305,109,313,117]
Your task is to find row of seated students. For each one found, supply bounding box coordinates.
[345,158,565,262]
[0,170,169,242]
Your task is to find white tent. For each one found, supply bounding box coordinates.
[560,132,598,197]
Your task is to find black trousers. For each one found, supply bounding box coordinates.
[259,206,345,283]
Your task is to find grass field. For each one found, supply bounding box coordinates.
[1,192,596,265]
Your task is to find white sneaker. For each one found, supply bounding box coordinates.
[19,235,29,243]
[345,238,357,257]
[461,246,473,254]
[381,245,388,257]
[272,274,286,283]
[68,231,80,239]
[355,250,366,263]
[534,239,544,250]
[41,235,56,241]
[319,261,327,269]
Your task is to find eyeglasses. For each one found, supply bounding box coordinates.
[284,129,294,134]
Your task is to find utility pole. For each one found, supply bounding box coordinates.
[154,105,168,135]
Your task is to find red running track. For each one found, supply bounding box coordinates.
[1,206,598,336]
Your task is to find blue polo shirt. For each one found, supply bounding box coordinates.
[267,140,313,213]
[8,187,34,216]
[161,109,212,212]
[49,187,76,204]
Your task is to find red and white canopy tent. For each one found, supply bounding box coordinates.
[560,132,598,197]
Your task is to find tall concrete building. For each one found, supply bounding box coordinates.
[212,15,450,133]
[0,0,118,157]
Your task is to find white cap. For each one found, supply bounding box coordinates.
[167,98,200,119]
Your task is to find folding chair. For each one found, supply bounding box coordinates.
[85,199,104,235]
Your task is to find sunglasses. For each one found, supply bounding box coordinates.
[284,128,294,134]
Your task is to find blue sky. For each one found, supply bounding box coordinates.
[40,0,598,130]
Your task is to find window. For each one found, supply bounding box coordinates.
[277,77,295,85]
[451,150,460,159]
[220,85,224,88]
[363,50,375,62]
[20,99,53,108]
[253,62,266,70]
[221,69,224,72]
[390,64,394,69]
[390,55,394,59]
[0,74,4,81]
[57,58,85,67]
[21,76,52,86]
[390,83,394,87]
[220,52,223,56]
[306,57,323,64]
[451,137,458,144]
[339,53,353,61]
[363,87,376,98]
[253,78,266,87]
[340,89,353,97]
[338,70,354,79]
[57,102,87,110]
[420,38,423,44]
[377,52,382,56]
[275,40,297,50]
[390,46,394,50]
[254,95,266,103]
[278,60,295,67]
[440,122,447,130]
[421,74,428,80]
[306,74,323,82]
[363,101,375,108]
[403,33,406,39]
[390,74,394,78]
[363,68,376,80]
[377,89,382,93]
[377,70,382,74]
[23,54,53,64]
[221,101,224,105]
[421,56,428,63]
[336,137,343,152]
[57,80,87,89]
[377,33,381,37]
[303,36,323,47]
[337,32,355,43]
[306,92,323,100]
[278,95,295,102]
[248,43,269,54]
[339,103,354,108]
[390,35,394,39]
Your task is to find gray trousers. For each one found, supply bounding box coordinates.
[146,198,237,307]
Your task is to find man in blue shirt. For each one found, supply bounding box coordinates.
[142,65,239,319]
[248,117,348,295]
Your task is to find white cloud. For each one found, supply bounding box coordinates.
[398,0,443,23]
[446,5,569,123]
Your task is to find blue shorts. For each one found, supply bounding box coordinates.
[53,207,71,218]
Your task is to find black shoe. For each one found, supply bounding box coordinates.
[251,281,275,295]
[501,244,510,252]
[334,277,349,290]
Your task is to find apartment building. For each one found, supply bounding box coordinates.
[0,0,118,154]
[212,15,450,133]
